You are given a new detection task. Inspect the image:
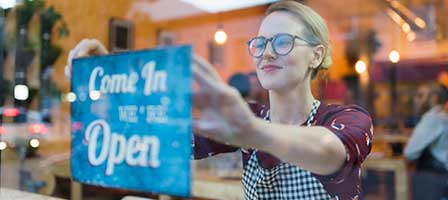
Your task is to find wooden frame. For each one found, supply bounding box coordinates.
[109,18,134,52]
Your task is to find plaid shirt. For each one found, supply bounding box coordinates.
[194,103,373,200]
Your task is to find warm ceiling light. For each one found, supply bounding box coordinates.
[414,18,426,29]
[389,50,400,63]
[407,31,416,42]
[401,23,410,33]
[386,1,427,34]
[355,60,367,74]
[389,0,400,8]
[387,9,404,25]
[214,29,227,45]
[178,0,278,13]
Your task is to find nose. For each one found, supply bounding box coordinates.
[262,41,276,59]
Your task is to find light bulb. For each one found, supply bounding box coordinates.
[214,30,227,45]
[389,50,400,63]
[355,60,367,74]
[407,32,416,42]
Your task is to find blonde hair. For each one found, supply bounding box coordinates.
[266,1,332,79]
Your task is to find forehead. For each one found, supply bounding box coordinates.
[258,11,305,37]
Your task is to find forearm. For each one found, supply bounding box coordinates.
[246,118,346,175]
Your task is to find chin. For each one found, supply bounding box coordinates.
[259,79,285,91]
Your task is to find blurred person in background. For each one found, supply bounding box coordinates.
[404,71,448,200]
[228,73,251,100]
[66,1,373,199]
[247,71,268,105]
[406,84,440,127]
[414,85,438,116]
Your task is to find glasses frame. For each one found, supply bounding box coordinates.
[247,33,315,58]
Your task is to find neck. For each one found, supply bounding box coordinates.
[268,82,316,125]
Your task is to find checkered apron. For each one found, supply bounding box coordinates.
[242,100,334,200]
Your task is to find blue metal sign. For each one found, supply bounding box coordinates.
[71,45,192,197]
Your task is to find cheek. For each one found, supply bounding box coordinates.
[285,51,311,73]
[286,51,305,67]
[285,57,305,75]
[254,58,262,68]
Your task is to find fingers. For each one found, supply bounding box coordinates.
[65,39,108,79]
[193,119,233,144]
[192,121,213,139]
[192,64,219,91]
[192,63,242,110]
[192,54,222,81]
[65,48,77,78]
[79,39,108,56]
[192,120,217,138]
[74,39,108,57]
[193,88,218,111]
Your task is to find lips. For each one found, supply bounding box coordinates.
[261,64,283,72]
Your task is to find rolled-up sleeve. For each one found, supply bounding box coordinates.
[316,106,373,183]
[193,102,264,160]
[193,135,239,159]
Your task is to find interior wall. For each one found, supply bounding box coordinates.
[44,0,448,94]
[154,6,266,82]
[45,0,158,91]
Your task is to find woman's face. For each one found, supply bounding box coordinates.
[253,11,317,92]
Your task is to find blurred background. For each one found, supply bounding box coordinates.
[1,0,447,199]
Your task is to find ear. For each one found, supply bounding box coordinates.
[310,44,325,69]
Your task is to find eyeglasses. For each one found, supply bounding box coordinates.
[247,33,315,58]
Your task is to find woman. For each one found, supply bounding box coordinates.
[67,1,373,199]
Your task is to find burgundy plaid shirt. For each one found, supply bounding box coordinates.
[194,103,373,200]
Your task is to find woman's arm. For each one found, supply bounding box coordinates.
[249,120,346,175]
[193,103,264,160]
[247,106,372,177]
[193,56,372,176]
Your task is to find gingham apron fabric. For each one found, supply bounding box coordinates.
[242,100,334,200]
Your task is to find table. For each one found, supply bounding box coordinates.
[0,187,65,200]
[192,172,243,200]
[46,159,244,200]
[362,157,408,200]
[48,156,409,200]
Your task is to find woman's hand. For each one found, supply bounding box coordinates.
[192,55,257,148]
[65,39,108,78]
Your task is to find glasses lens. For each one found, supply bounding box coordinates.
[248,38,266,57]
[273,34,294,55]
